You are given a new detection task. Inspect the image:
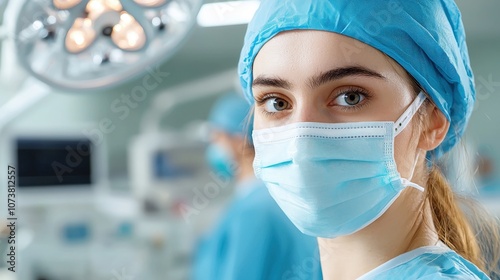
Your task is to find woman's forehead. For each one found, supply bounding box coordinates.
[253,30,406,82]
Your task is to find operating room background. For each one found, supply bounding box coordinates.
[0,1,498,180]
[0,19,248,180]
[0,0,499,279]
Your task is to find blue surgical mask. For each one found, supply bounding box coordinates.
[206,144,235,180]
[252,92,427,238]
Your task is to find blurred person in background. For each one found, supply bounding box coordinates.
[476,149,500,195]
[438,143,500,280]
[192,93,322,280]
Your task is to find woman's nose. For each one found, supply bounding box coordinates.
[291,99,332,123]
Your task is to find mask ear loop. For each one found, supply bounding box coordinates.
[401,152,425,192]
[394,91,427,137]
[394,91,427,192]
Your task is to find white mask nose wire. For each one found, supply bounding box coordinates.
[394,91,427,136]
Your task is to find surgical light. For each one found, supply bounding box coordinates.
[11,0,202,91]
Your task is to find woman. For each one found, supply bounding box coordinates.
[238,0,499,279]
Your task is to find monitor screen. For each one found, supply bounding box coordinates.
[153,145,203,179]
[17,138,93,187]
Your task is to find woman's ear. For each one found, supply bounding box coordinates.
[418,104,450,151]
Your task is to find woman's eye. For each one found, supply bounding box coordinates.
[264,97,289,112]
[335,92,365,106]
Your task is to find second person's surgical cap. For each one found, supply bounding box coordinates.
[238,0,475,158]
[209,92,253,143]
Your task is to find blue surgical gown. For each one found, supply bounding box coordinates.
[358,243,490,279]
[192,179,322,280]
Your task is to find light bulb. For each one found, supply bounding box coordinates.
[133,0,166,8]
[65,18,96,53]
[112,12,146,51]
[86,0,106,15]
[53,0,82,10]
[106,0,123,11]
[120,12,134,24]
[87,0,122,15]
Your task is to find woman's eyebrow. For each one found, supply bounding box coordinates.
[252,66,385,90]
[309,66,386,88]
[252,76,292,90]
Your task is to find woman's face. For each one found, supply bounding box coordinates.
[252,30,422,180]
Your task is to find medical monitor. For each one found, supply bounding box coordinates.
[2,127,106,208]
[17,138,93,187]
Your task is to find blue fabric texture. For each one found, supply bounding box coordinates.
[238,0,475,157]
[358,246,490,280]
[192,180,322,280]
[208,92,253,143]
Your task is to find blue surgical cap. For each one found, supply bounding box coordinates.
[238,0,475,158]
[208,93,253,142]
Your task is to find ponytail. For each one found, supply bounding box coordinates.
[427,166,500,277]
[403,67,500,278]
